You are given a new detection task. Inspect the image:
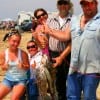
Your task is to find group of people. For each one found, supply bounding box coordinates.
[0,0,100,100]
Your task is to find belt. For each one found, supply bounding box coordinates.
[49,50,60,57]
[49,49,61,53]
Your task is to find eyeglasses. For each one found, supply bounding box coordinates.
[36,13,46,19]
[27,45,37,49]
[57,1,69,5]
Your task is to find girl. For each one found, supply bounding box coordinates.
[0,29,29,100]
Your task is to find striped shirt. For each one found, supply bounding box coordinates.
[47,13,72,52]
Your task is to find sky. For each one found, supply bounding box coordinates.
[0,0,100,20]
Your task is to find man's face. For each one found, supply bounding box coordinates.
[57,1,70,17]
[81,1,98,18]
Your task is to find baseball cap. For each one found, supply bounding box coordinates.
[80,0,97,4]
[57,0,70,5]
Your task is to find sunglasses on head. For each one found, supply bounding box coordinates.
[58,1,69,5]
[27,45,37,49]
[36,13,46,19]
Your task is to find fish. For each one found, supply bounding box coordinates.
[36,54,54,99]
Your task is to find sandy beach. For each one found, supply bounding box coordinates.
[0,30,100,100]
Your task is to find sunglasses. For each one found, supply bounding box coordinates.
[27,45,37,49]
[57,1,69,5]
[7,30,20,37]
[36,13,46,19]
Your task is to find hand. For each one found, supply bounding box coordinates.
[18,60,23,69]
[42,22,51,34]
[35,23,49,34]
[31,61,36,69]
[0,57,9,70]
[37,34,48,49]
[2,61,9,70]
[33,25,48,49]
[52,56,63,68]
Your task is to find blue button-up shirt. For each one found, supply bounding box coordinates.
[69,13,100,74]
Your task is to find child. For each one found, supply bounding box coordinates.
[0,29,29,100]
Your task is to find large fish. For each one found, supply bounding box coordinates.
[36,54,57,100]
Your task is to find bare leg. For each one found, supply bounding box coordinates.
[11,84,26,100]
[0,83,11,100]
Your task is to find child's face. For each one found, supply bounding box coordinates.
[27,42,38,56]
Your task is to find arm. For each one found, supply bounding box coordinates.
[0,52,8,70]
[53,42,71,68]
[44,23,71,41]
[20,50,30,70]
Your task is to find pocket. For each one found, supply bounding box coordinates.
[84,27,97,39]
[71,28,82,42]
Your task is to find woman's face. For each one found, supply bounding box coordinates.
[36,10,48,24]
[8,34,21,50]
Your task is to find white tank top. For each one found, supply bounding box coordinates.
[5,48,27,81]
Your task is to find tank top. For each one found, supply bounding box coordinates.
[5,48,27,81]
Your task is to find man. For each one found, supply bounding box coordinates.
[34,0,72,100]
[42,0,100,99]
[46,0,72,100]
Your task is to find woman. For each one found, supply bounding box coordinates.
[33,9,56,99]
[0,29,29,100]
[33,8,49,57]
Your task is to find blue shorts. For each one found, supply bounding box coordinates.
[2,78,27,89]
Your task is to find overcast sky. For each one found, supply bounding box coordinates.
[0,0,100,20]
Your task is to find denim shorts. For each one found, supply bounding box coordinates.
[2,78,27,89]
